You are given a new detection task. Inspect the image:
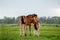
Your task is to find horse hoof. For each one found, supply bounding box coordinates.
[25,34,27,36]
[29,34,31,36]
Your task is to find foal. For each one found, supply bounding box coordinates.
[19,14,40,36]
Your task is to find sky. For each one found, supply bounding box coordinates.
[0,0,60,19]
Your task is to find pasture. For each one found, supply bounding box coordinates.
[0,24,60,40]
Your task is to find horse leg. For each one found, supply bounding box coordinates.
[34,23,39,36]
[24,24,27,36]
[19,17,23,36]
[29,24,31,36]
[20,24,24,36]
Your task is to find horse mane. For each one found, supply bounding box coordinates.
[32,14,37,17]
[27,14,37,17]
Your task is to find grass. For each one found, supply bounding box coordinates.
[0,24,60,40]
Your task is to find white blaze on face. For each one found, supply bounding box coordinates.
[34,17,36,20]
[34,17,37,23]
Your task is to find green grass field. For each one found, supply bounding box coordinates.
[0,24,60,40]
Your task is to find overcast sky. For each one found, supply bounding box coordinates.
[0,0,60,18]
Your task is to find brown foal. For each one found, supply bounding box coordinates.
[19,14,40,36]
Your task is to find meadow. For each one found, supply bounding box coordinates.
[0,24,60,40]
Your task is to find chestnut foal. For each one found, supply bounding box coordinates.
[19,14,40,36]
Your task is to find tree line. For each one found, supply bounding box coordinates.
[0,16,60,24]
